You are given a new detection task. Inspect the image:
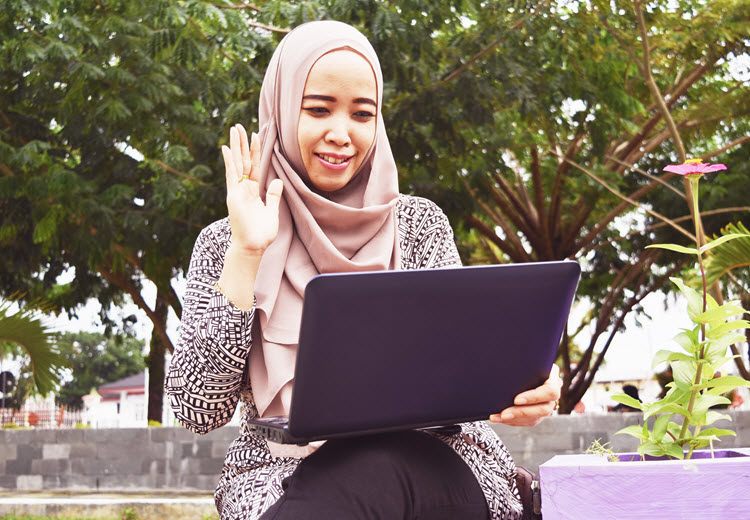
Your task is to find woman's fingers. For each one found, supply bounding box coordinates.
[222,145,238,187]
[489,364,562,426]
[250,131,261,182]
[230,125,243,178]
[514,364,562,406]
[266,179,284,211]
[237,124,253,178]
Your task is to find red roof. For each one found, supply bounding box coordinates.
[98,371,146,399]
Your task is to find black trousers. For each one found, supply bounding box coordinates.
[260,430,490,520]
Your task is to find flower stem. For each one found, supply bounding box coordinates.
[678,176,707,448]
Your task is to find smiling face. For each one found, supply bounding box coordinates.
[297,50,378,193]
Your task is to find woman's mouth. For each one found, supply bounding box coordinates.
[315,153,353,170]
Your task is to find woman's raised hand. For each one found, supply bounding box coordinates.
[222,124,284,255]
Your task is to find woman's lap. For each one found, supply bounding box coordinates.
[259,430,490,520]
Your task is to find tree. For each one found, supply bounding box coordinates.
[0,296,66,399]
[1,0,276,421]
[381,0,750,411]
[3,0,748,416]
[55,331,146,409]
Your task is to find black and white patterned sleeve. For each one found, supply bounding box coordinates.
[397,195,462,270]
[166,219,253,434]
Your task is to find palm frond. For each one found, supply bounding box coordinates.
[703,222,750,288]
[0,297,67,396]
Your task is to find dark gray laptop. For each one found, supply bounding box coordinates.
[248,260,581,444]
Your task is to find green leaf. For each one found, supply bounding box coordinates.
[652,414,671,441]
[611,393,643,410]
[706,320,750,340]
[698,428,736,439]
[705,333,746,361]
[692,394,731,418]
[703,223,750,287]
[705,411,731,426]
[672,330,700,354]
[663,442,686,460]
[644,402,690,419]
[0,298,67,395]
[670,278,703,320]
[699,233,749,254]
[641,442,667,458]
[694,303,747,325]
[616,424,649,441]
[672,360,697,391]
[698,375,750,391]
[647,243,698,255]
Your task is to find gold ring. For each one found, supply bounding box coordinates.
[553,400,559,411]
[238,174,251,184]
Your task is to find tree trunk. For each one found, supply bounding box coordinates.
[147,292,169,424]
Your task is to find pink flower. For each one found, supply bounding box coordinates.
[663,159,727,176]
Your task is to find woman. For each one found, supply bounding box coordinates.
[166,20,561,520]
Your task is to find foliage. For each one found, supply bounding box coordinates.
[585,438,620,462]
[614,163,750,459]
[0,297,66,396]
[2,0,750,414]
[55,331,146,409]
[441,0,750,411]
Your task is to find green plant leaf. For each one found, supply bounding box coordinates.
[705,332,746,361]
[706,320,750,340]
[672,329,700,354]
[703,223,750,287]
[663,442,686,460]
[652,414,671,441]
[693,303,747,325]
[705,411,732,426]
[653,349,695,369]
[670,278,703,320]
[641,442,667,458]
[692,394,731,418]
[611,393,643,410]
[698,427,736,439]
[647,243,699,255]
[699,233,749,254]
[693,375,750,391]
[672,360,697,391]
[616,424,649,441]
[644,402,690,419]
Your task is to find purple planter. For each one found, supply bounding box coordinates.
[539,448,750,520]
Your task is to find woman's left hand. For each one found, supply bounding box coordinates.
[489,364,562,427]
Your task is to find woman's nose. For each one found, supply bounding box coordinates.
[325,117,352,146]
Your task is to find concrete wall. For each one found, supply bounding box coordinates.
[2,411,749,491]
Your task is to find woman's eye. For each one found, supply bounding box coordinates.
[303,107,329,115]
[354,111,375,120]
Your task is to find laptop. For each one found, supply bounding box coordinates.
[248,260,581,445]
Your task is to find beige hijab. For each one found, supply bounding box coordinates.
[249,21,401,417]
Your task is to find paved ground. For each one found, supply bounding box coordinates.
[0,490,218,519]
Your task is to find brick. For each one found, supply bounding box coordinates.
[0,443,17,461]
[31,458,69,475]
[0,475,17,489]
[5,457,31,474]
[16,474,43,490]
[16,443,42,460]
[69,442,97,458]
[42,443,71,459]
[54,428,87,443]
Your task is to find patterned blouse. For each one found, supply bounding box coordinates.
[166,195,523,519]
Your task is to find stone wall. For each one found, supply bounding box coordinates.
[2,410,749,491]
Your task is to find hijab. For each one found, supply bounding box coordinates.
[248,21,401,417]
